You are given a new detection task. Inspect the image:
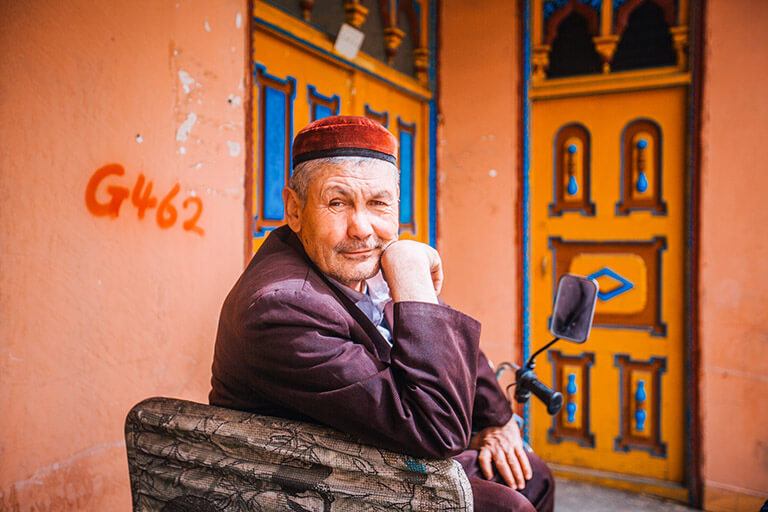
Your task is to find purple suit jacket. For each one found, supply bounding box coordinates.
[209,225,512,458]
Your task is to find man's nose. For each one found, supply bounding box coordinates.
[347,207,374,239]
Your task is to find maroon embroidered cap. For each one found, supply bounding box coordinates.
[292,115,398,168]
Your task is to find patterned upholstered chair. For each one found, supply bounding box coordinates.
[125,397,473,511]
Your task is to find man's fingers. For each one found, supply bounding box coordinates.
[492,447,518,489]
[515,444,533,481]
[431,266,443,295]
[505,448,526,490]
[428,248,443,294]
[380,240,443,302]
[472,421,533,491]
[478,448,494,480]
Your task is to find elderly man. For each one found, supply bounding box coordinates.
[209,116,554,512]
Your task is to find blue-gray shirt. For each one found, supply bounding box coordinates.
[328,272,393,344]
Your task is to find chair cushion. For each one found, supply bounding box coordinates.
[125,397,472,511]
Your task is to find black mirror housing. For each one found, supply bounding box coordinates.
[549,274,599,343]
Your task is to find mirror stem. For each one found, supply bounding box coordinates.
[526,337,559,369]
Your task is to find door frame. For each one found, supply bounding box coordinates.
[244,0,440,262]
[517,0,706,506]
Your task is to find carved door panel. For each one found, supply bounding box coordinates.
[250,1,434,253]
[527,0,694,501]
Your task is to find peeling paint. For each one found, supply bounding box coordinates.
[179,147,186,155]
[203,186,244,199]
[204,19,211,32]
[178,70,195,94]
[136,134,143,144]
[226,141,241,157]
[227,94,242,107]
[236,12,242,28]
[711,365,768,384]
[489,169,497,178]
[7,441,125,492]
[218,121,239,132]
[176,112,197,142]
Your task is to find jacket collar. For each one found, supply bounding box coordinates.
[278,226,393,362]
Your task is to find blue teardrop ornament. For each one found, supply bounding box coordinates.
[635,381,647,402]
[566,402,577,423]
[567,175,578,195]
[635,409,647,431]
[636,171,648,193]
[566,374,577,394]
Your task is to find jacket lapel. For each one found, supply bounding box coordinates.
[281,227,392,362]
[383,301,395,336]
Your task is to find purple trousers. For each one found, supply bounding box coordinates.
[454,450,555,512]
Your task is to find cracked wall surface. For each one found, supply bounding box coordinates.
[0,1,248,509]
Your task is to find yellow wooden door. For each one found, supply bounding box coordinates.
[250,1,434,253]
[527,0,694,501]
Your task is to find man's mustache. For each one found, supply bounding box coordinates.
[334,239,383,253]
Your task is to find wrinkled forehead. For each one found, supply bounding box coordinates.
[312,159,399,196]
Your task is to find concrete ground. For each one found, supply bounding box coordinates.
[554,477,703,512]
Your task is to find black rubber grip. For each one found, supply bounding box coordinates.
[518,369,563,415]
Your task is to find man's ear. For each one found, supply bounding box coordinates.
[283,187,303,233]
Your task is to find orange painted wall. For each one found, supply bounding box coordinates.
[439,1,768,509]
[438,0,522,369]
[0,1,247,509]
[3,0,767,510]
[699,1,768,509]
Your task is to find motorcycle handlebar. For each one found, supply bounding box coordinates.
[516,368,563,415]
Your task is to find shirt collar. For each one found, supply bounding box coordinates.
[326,272,393,345]
[326,272,391,315]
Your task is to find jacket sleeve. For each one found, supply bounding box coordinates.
[471,350,514,431]
[237,289,481,459]
[432,297,514,430]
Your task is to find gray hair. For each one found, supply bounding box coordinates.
[289,157,400,202]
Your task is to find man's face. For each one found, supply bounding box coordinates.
[289,159,399,290]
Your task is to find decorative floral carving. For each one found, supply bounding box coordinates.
[593,35,620,73]
[669,26,689,70]
[344,1,369,28]
[384,26,406,65]
[299,0,314,22]
[414,47,429,85]
[533,45,551,81]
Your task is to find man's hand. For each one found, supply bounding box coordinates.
[380,240,442,304]
[469,417,533,490]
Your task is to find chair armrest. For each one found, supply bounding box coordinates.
[125,397,473,511]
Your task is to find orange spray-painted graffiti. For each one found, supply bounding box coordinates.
[85,164,204,236]
[85,164,129,218]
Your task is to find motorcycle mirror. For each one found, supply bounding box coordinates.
[549,274,599,343]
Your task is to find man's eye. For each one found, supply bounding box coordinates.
[370,200,387,206]
[329,200,344,207]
